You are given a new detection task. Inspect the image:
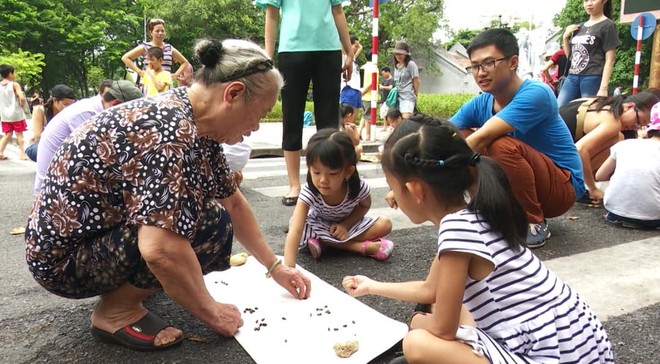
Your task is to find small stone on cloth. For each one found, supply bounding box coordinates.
[333,340,359,358]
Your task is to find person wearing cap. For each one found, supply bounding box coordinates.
[26,39,310,351]
[33,80,143,195]
[392,41,419,119]
[596,101,660,229]
[24,84,76,162]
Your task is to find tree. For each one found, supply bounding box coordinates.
[444,29,481,49]
[0,49,46,91]
[553,0,652,91]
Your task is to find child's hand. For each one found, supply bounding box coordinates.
[385,190,398,209]
[329,223,349,240]
[342,275,372,297]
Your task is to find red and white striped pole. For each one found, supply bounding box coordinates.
[632,16,644,95]
[370,0,379,142]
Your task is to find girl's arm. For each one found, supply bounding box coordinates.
[31,106,46,142]
[122,45,147,78]
[264,5,280,59]
[413,252,471,340]
[151,71,171,92]
[171,49,190,79]
[562,24,579,59]
[598,49,616,97]
[332,4,354,82]
[595,155,616,181]
[343,253,442,304]
[338,194,371,231]
[283,200,310,267]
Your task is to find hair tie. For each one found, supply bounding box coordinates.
[438,159,445,167]
[451,132,457,138]
[468,153,481,166]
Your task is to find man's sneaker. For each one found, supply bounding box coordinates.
[526,221,551,248]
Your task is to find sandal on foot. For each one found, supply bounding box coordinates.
[308,238,322,260]
[361,238,394,261]
[281,196,298,206]
[91,311,183,351]
[0,155,8,160]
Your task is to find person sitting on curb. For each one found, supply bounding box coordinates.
[559,89,660,205]
[33,80,143,195]
[449,28,585,248]
[595,101,660,230]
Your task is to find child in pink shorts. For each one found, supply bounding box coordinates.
[0,64,28,160]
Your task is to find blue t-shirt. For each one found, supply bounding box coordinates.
[256,0,343,53]
[450,80,585,200]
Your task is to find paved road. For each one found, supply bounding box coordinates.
[0,140,658,363]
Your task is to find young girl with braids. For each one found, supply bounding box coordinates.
[343,115,613,363]
[284,129,393,267]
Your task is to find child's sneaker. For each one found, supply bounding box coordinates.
[307,238,322,260]
[525,221,551,249]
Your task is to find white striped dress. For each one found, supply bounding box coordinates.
[296,179,378,248]
[438,210,614,364]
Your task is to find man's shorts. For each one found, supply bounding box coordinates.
[1,120,27,133]
[361,100,374,121]
[340,86,362,109]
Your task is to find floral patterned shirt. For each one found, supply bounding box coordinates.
[27,88,236,262]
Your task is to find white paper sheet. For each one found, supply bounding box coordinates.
[204,257,407,364]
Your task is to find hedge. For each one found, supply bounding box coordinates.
[261,93,476,123]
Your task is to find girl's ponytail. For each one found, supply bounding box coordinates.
[469,156,526,250]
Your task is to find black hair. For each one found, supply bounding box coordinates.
[648,130,660,138]
[467,28,519,58]
[385,108,402,121]
[593,89,660,118]
[43,98,56,122]
[350,35,358,44]
[380,66,391,73]
[603,0,612,19]
[0,64,15,78]
[99,79,113,95]
[305,129,361,200]
[146,46,164,60]
[340,103,355,119]
[381,114,526,250]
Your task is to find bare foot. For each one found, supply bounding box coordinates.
[19,154,28,160]
[91,302,182,347]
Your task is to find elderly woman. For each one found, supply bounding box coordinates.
[25,38,311,351]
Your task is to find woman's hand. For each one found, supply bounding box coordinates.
[329,223,349,240]
[210,302,244,337]
[385,190,398,209]
[563,24,580,40]
[271,264,312,299]
[342,56,353,82]
[342,275,373,297]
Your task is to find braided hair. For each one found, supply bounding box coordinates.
[381,114,526,250]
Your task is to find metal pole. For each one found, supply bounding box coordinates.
[632,16,644,94]
[370,0,379,142]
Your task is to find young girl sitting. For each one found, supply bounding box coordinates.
[342,115,613,363]
[339,103,363,161]
[284,129,393,267]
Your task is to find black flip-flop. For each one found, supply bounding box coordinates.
[91,311,183,351]
[282,196,298,206]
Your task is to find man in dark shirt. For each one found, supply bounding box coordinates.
[378,67,395,123]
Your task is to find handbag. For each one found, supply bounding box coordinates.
[385,86,399,108]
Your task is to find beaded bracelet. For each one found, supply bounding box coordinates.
[265,259,282,278]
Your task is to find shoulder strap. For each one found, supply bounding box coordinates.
[575,98,598,141]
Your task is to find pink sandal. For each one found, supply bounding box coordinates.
[361,238,394,261]
[308,238,322,260]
